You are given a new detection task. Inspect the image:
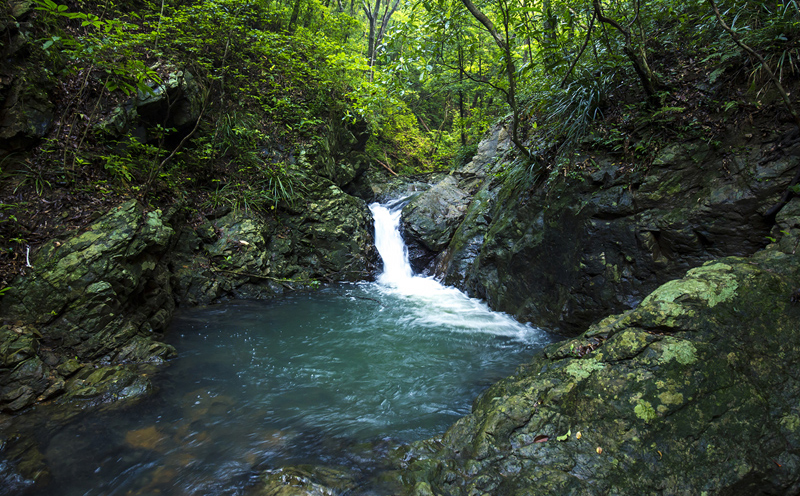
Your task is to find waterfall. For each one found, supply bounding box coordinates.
[368,201,541,339]
[369,201,414,286]
[369,201,444,296]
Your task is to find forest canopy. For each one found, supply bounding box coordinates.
[2,0,799,212]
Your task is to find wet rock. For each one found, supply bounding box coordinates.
[124,425,168,452]
[397,216,800,495]
[171,178,378,305]
[402,176,470,259]
[347,168,442,205]
[415,126,796,334]
[0,326,49,412]
[59,364,155,410]
[0,201,176,411]
[255,465,357,496]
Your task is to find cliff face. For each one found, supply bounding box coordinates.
[373,120,800,494]
[386,199,800,496]
[402,124,799,335]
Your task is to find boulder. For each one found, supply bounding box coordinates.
[0,77,54,154]
[395,207,800,495]
[254,465,356,496]
[170,178,379,305]
[403,176,471,253]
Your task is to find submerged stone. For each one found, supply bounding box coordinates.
[255,465,357,496]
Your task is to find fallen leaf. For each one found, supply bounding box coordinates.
[596,447,603,454]
[533,435,549,443]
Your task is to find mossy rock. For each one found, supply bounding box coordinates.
[254,465,356,496]
[396,243,800,494]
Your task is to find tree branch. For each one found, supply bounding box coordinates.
[438,59,509,98]
[708,0,800,129]
[561,10,597,88]
[592,0,630,42]
[460,0,507,50]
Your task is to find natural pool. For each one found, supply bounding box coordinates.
[16,203,554,495]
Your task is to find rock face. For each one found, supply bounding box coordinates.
[170,178,378,305]
[0,179,379,488]
[397,125,512,275]
[0,2,54,155]
[0,178,378,415]
[0,200,178,413]
[402,176,471,274]
[403,125,799,334]
[393,203,800,495]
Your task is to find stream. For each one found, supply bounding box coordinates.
[17,201,554,495]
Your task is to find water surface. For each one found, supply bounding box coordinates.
[18,202,554,495]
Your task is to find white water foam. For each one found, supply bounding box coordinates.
[369,201,539,341]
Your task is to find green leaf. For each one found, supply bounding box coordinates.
[557,429,571,442]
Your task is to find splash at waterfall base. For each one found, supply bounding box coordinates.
[0,200,552,495]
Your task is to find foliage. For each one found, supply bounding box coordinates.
[385,0,800,184]
[21,0,372,211]
[11,0,800,211]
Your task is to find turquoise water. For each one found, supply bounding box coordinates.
[24,286,551,496]
[14,203,555,495]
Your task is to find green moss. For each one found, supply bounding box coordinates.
[634,399,657,423]
[565,357,605,381]
[639,263,739,329]
[602,329,649,361]
[658,390,684,405]
[780,414,800,432]
[658,340,697,365]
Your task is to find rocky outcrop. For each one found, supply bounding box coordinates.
[403,125,799,334]
[254,465,357,496]
[314,116,370,189]
[0,200,178,413]
[402,176,471,274]
[0,178,379,489]
[0,177,378,415]
[96,70,205,141]
[170,178,378,305]
[395,126,512,275]
[387,202,800,495]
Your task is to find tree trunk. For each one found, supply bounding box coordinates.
[460,0,531,157]
[362,0,400,80]
[592,0,665,104]
[288,0,302,31]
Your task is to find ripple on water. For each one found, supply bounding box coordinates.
[19,202,555,495]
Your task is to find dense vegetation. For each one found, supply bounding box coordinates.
[0,0,798,290]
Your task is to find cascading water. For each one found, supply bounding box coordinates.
[368,200,533,338]
[15,201,553,496]
[370,200,414,285]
